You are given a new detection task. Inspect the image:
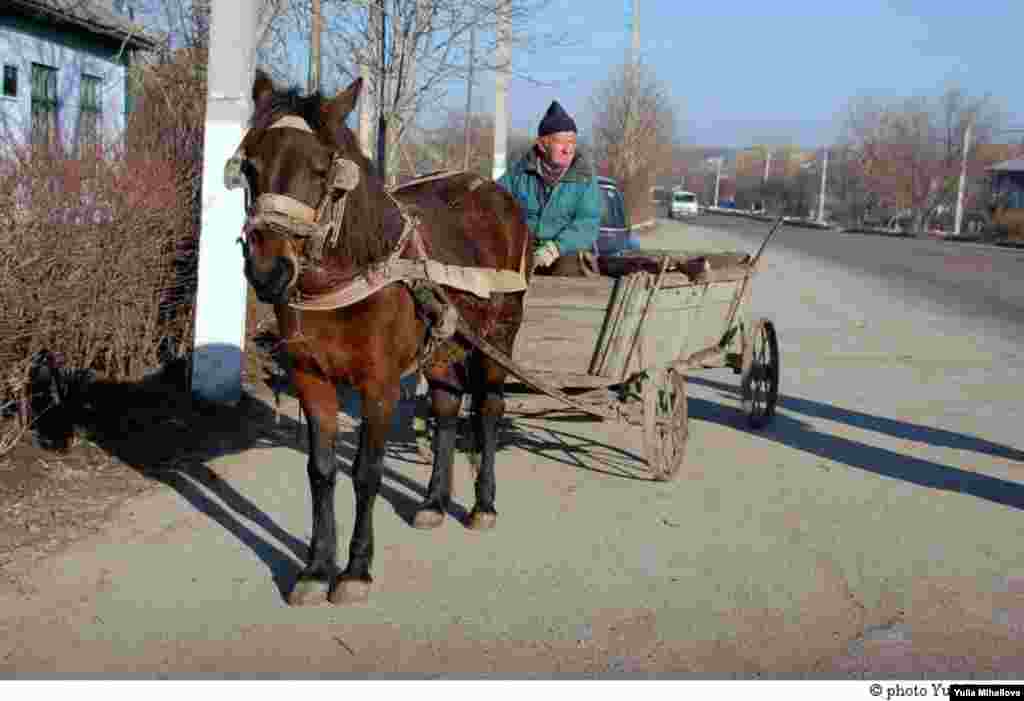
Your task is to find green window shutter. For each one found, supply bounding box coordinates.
[30,63,58,148]
[79,74,102,155]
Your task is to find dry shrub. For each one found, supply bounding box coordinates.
[0,49,207,428]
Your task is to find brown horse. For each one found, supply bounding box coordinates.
[235,70,531,605]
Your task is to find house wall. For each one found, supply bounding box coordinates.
[0,12,130,154]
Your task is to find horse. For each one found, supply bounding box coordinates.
[232,70,532,606]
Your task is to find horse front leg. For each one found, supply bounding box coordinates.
[412,384,462,529]
[288,372,341,606]
[329,384,395,605]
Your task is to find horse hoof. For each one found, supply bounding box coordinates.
[467,510,497,531]
[287,578,330,606]
[412,508,445,529]
[329,577,371,605]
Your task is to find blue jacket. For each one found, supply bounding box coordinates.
[497,147,602,255]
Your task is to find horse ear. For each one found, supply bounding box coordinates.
[326,77,363,127]
[252,68,274,108]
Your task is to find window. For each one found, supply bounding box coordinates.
[79,74,102,155]
[2,65,17,98]
[600,186,627,229]
[30,63,58,148]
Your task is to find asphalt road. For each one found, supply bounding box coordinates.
[685,213,1024,335]
[0,218,1022,678]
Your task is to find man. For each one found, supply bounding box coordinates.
[497,100,602,275]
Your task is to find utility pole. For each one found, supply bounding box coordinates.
[954,117,972,237]
[308,0,322,93]
[358,60,373,160]
[760,147,771,211]
[714,157,722,208]
[492,1,510,180]
[463,21,476,172]
[631,0,640,64]
[817,146,829,223]
[375,0,387,180]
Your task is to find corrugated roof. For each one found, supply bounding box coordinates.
[988,159,1024,173]
[6,0,159,51]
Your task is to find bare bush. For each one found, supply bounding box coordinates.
[0,47,206,436]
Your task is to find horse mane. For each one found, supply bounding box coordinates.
[251,83,403,269]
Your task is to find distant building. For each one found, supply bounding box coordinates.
[1,0,157,155]
[987,159,1024,241]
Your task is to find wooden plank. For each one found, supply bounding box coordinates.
[511,267,752,378]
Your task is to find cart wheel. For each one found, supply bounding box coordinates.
[642,366,689,481]
[740,318,779,429]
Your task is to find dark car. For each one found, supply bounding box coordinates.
[594,176,640,255]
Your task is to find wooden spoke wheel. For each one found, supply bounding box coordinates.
[642,366,689,481]
[740,318,779,429]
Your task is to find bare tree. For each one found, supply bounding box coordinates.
[254,0,566,184]
[590,61,678,225]
[841,87,1007,231]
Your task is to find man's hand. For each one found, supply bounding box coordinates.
[532,241,560,271]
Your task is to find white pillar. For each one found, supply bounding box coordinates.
[191,0,257,405]
[492,2,510,181]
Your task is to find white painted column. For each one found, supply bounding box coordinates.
[191,0,258,405]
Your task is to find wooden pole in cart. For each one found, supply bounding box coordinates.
[588,275,626,375]
[591,273,638,377]
[721,216,785,341]
[602,272,644,379]
[619,255,671,382]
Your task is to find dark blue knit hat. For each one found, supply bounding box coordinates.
[538,100,577,137]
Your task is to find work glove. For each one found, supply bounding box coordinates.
[532,241,560,271]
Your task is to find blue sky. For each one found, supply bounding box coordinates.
[457,0,1023,148]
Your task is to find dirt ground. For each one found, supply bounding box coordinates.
[0,289,282,589]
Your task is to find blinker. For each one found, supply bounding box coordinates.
[224,154,246,191]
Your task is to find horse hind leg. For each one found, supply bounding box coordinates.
[412,384,461,529]
[467,359,505,531]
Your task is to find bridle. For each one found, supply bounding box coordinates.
[221,115,524,319]
[223,115,365,265]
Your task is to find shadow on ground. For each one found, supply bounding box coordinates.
[22,358,653,602]
[687,375,1024,511]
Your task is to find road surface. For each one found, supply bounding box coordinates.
[0,218,1022,678]
[692,213,1024,334]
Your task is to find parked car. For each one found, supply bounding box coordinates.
[669,189,699,219]
[594,176,640,255]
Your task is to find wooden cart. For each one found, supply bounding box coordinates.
[420,221,782,481]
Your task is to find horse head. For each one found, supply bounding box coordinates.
[229,70,401,305]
